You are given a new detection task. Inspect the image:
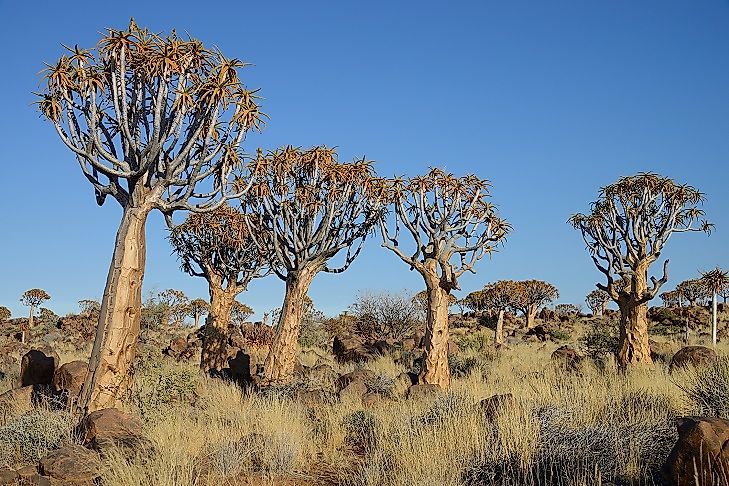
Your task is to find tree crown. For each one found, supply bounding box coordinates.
[20,289,51,308]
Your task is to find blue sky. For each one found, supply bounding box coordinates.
[0,1,727,320]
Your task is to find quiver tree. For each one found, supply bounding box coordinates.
[479,280,520,348]
[700,267,729,346]
[169,205,269,372]
[78,299,101,317]
[38,20,263,411]
[658,291,682,308]
[379,168,510,387]
[570,173,711,367]
[20,289,50,343]
[0,307,11,321]
[230,301,254,326]
[242,146,380,382]
[512,280,559,328]
[720,285,729,305]
[586,289,610,316]
[554,303,580,317]
[676,279,709,307]
[158,289,189,326]
[188,298,209,327]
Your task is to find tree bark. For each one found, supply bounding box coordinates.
[78,205,150,413]
[263,269,314,383]
[200,285,236,372]
[419,271,451,388]
[712,292,718,346]
[494,309,505,348]
[525,306,536,329]
[616,266,654,367]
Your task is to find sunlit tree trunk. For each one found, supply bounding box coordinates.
[263,269,314,383]
[712,292,718,346]
[419,265,451,388]
[495,309,505,348]
[201,283,236,372]
[617,266,652,367]
[80,205,150,412]
[525,305,537,329]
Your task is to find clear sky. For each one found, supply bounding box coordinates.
[0,1,727,320]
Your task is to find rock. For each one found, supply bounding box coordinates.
[228,349,255,382]
[480,393,516,420]
[551,346,584,371]
[662,416,729,486]
[307,363,337,384]
[371,339,394,356]
[20,348,58,387]
[15,465,37,482]
[448,339,459,355]
[0,467,18,485]
[299,349,322,368]
[298,389,337,407]
[53,360,88,396]
[339,380,368,402]
[39,445,100,485]
[362,392,383,407]
[391,373,413,399]
[670,346,717,372]
[336,369,376,392]
[525,325,549,342]
[401,338,417,351]
[165,336,188,358]
[0,385,35,413]
[79,408,149,458]
[333,335,376,363]
[406,383,440,400]
[649,340,672,362]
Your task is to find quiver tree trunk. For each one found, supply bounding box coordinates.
[201,286,236,372]
[79,206,150,413]
[263,270,314,383]
[419,276,452,388]
[617,300,652,367]
[525,306,537,329]
[712,293,718,346]
[494,309,505,348]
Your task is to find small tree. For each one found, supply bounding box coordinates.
[20,289,50,343]
[379,169,509,387]
[38,20,264,411]
[230,301,254,326]
[243,146,380,383]
[659,291,680,308]
[512,280,559,328]
[349,291,424,341]
[78,299,101,317]
[701,267,729,346]
[188,298,209,327]
[158,289,189,326]
[39,308,59,325]
[169,205,269,371]
[586,289,610,316]
[555,303,581,317]
[676,278,709,306]
[0,306,11,321]
[479,281,520,348]
[570,173,711,367]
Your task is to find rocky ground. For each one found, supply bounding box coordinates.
[0,305,728,485]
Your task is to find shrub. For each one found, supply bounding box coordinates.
[342,410,378,450]
[347,290,424,341]
[0,408,76,466]
[128,354,199,421]
[449,354,490,378]
[454,330,491,353]
[579,320,619,360]
[677,356,729,417]
[549,329,572,341]
[416,391,474,427]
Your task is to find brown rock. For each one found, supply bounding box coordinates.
[53,361,88,396]
[406,383,440,400]
[20,348,58,387]
[391,373,414,399]
[0,385,34,413]
[228,349,255,382]
[670,346,718,372]
[362,392,383,407]
[335,369,375,392]
[480,393,516,420]
[401,338,417,351]
[297,389,336,407]
[649,339,672,362]
[79,408,148,458]
[332,335,376,363]
[0,467,18,485]
[662,416,729,486]
[15,465,37,481]
[39,445,100,484]
[551,346,583,371]
[307,363,337,384]
[339,380,368,402]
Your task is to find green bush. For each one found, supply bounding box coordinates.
[128,354,199,421]
[550,329,572,341]
[579,320,619,360]
[342,409,378,450]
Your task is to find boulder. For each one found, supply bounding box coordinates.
[164,336,188,358]
[649,339,672,363]
[336,369,375,392]
[20,348,58,387]
[228,349,255,382]
[551,346,584,371]
[53,360,88,396]
[39,445,100,485]
[525,325,549,342]
[0,385,35,413]
[391,373,414,399]
[0,467,18,485]
[662,416,729,486]
[297,389,337,407]
[401,338,417,351]
[480,393,516,421]
[14,465,37,483]
[670,346,717,372]
[362,392,383,407]
[306,363,338,385]
[79,408,149,458]
[332,335,376,363]
[339,380,368,402]
[406,383,440,400]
